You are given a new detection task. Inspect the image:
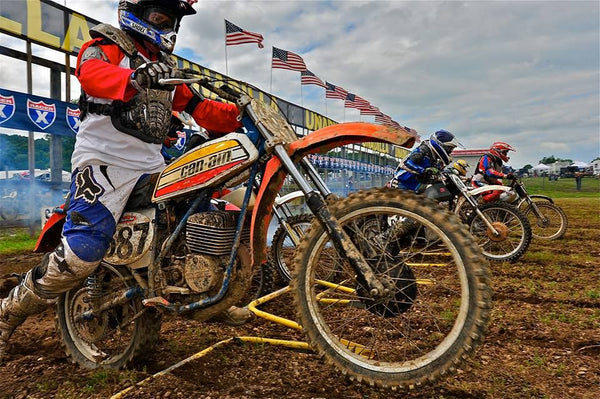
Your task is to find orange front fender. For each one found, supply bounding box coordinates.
[288,122,417,160]
[249,122,417,267]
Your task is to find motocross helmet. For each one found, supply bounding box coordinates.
[489,142,515,162]
[428,130,463,166]
[118,0,197,53]
[452,159,470,176]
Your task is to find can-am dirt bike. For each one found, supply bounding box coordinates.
[466,178,567,240]
[424,169,532,262]
[35,73,491,389]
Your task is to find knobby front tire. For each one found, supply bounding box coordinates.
[523,202,567,240]
[270,213,313,282]
[292,188,491,389]
[467,201,532,262]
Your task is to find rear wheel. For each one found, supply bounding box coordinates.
[293,188,491,389]
[56,263,161,369]
[523,202,567,240]
[467,201,532,262]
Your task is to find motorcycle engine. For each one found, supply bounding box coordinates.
[165,210,249,294]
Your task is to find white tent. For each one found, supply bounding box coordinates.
[570,161,590,169]
[532,163,550,171]
[531,163,550,176]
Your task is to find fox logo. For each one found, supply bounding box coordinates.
[74,166,104,204]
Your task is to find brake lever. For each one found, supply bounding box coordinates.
[158,78,207,85]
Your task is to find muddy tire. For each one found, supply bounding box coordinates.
[292,188,491,389]
[467,201,532,262]
[238,261,276,306]
[523,202,567,240]
[270,213,313,283]
[56,263,161,369]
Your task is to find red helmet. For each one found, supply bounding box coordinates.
[489,142,515,162]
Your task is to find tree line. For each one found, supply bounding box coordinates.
[0,134,75,172]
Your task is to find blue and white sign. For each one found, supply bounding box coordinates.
[66,107,81,133]
[0,88,76,136]
[0,94,16,125]
[27,99,57,130]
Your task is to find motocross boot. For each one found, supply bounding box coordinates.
[0,268,55,363]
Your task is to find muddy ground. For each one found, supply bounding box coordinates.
[0,198,598,399]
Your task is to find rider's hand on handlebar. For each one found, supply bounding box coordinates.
[505,172,515,180]
[131,62,179,91]
[424,167,440,177]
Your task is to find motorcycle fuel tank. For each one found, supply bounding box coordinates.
[424,182,454,202]
[152,133,259,202]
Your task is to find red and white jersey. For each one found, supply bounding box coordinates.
[73,52,168,172]
[73,35,242,173]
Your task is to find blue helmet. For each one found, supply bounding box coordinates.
[428,130,463,165]
[118,0,197,53]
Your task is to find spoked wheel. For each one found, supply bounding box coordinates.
[523,202,568,240]
[467,201,532,262]
[56,263,161,369]
[270,213,313,282]
[293,188,491,389]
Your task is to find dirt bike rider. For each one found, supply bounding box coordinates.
[0,0,253,363]
[471,142,516,202]
[387,130,462,192]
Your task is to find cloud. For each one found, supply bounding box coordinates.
[1,0,598,167]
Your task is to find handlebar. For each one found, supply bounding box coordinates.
[158,73,242,104]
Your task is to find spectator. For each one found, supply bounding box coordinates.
[575,171,582,190]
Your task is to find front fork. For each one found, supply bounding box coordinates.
[272,145,387,297]
[463,194,501,236]
[521,197,548,224]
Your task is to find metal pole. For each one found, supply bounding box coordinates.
[224,21,228,76]
[50,68,63,206]
[26,40,36,237]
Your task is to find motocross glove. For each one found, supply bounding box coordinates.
[131,62,178,91]
[424,167,440,177]
[505,172,515,180]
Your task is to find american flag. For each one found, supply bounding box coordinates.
[301,70,326,87]
[225,20,264,48]
[375,113,398,126]
[272,47,307,71]
[360,105,381,116]
[344,93,370,110]
[325,82,348,100]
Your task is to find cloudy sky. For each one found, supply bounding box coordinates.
[1,0,598,168]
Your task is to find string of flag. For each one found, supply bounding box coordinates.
[223,19,404,129]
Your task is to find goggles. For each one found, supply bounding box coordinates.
[142,7,176,30]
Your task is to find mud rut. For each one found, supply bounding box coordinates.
[0,197,598,399]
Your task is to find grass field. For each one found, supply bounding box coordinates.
[0,228,38,254]
[522,176,600,198]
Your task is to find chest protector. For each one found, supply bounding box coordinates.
[85,24,174,144]
[475,154,502,183]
